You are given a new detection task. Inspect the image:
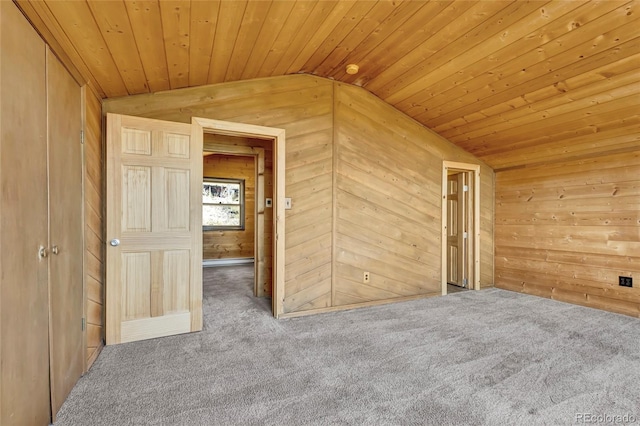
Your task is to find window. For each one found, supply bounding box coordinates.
[202,178,245,230]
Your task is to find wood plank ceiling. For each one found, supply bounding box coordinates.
[17,0,640,170]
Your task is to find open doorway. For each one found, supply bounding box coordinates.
[202,136,270,299]
[192,117,286,317]
[441,161,480,296]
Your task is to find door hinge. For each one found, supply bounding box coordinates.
[463,231,468,239]
[463,185,469,192]
[462,278,468,287]
[81,318,86,331]
[80,129,85,144]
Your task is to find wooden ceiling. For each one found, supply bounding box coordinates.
[17,0,640,170]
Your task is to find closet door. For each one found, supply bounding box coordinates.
[0,2,51,424]
[46,49,84,420]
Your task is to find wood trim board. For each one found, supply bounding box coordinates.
[192,117,286,317]
[442,161,481,295]
[202,143,266,297]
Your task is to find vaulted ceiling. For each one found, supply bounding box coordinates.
[17,0,640,170]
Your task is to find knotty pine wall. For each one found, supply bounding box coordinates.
[103,75,495,316]
[495,151,640,317]
[84,87,105,368]
[104,75,334,312]
[333,83,494,305]
[203,154,256,260]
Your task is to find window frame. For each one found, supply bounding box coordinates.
[202,177,245,231]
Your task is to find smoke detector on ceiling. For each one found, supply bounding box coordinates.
[345,64,359,75]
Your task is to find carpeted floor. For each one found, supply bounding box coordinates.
[56,265,640,425]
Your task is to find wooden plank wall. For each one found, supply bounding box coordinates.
[333,83,494,305]
[103,75,335,313]
[84,87,105,367]
[203,154,256,260]
[103,75,495,316]
[495,151,640,317]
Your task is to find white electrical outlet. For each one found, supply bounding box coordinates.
[363,272,370,283]
[265,198,272,208]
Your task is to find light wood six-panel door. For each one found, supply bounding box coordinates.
[447,173,466,287]
[106,114,202,345]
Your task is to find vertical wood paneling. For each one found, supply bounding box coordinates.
[270,0,338,76]
[43,0,128,97]
[256,1,317,78]
[189,0,220,87]
[19,1,639,175]
[86,1,148,94]
[225,0,272,81]
[326,0,429,81]
[14,0,92,91]
[495,152,640,317]
[207,1,248,84]
[312,1,401,77]
[159,0,191,89]
[123,0,170,92]
[84,87,105,368]
[240,1,296,80]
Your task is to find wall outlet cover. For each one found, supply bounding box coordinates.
[265,198,272,208]
[619,276,633,288]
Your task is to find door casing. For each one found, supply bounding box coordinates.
[202,143,267,298]
[192,117,286,317]
[441,161,480,295]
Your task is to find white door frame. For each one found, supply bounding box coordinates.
[192,117,286,317]
[441,161,480,295]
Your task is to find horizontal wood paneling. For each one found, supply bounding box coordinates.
[104,75,334,311]
[495,151,640,317]
[104,75,495,315]
[333,83,494,306]
[84,87,104,368]
[203,154,256,260]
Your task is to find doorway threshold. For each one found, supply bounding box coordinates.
[447,284,469,294]
[203,258,255,268]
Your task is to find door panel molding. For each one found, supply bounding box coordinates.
[106,113,203,344]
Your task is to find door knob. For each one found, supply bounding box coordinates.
[51,245,59,255]
[110,239,120,247]
[39,246,49,258]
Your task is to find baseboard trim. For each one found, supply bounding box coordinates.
[86,342,104,372]
[202,258,254,267]
[278,291,441,319]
